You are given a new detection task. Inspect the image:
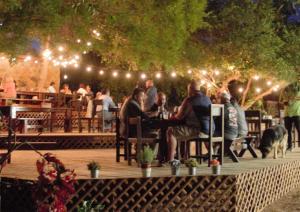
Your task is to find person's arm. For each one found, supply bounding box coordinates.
[108,97,116,108]
[175,98,191,120]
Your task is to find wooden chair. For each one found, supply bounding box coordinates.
[116,116,128,162]
[91,99,104,132]
[187,104,224,167]
[70,100,91,133]
[245,110,262,147]
[126,117,158,166]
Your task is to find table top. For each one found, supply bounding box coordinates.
[145,118,185,129]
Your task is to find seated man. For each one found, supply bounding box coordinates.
[167,80,212,161]
[220,93,238,155]
[120,88,152,137]
[148,92,169,119]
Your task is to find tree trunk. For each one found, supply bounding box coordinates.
[38,36,50,91]
[241,78,252,107]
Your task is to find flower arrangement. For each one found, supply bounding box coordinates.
[170,159,181,176]
[169,159,181,168]
[210,159,220,166]
[87,161,101,171]
[210,159,221,175]
[185,158,199,168]
[78,200,105,212]
[33,153,76,212]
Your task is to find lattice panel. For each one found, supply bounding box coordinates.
[236,160,300,211]
[57,136,115,149]
[0,134,116,149]
[1,176,236,212]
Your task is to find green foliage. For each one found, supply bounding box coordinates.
[0,0,208,69]
[78,200,105,212]
[87,161,101,171]
[139,146,155,165]
[185,158,199,168]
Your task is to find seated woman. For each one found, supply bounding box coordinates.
[60,83,72,94]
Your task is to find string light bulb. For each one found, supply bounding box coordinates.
[58,46,64,52]
[214,70,220,76]
[86,66,92,72]
[155,73,161,79]
[112,71,118,77]
[34,60,38,64]
[201,70,207,75]
[255,87,261,93]
[187,69,192,74]
[63,74,68,79]
[238,87,244,93]
[76,39,81,43]
[253,75,260,81]
[141,73,147,79]
[42,49,52,58]
[171,72,177,78]
[267,81,272,86]
[126,73,132,78]
[74,63,79,68]
[99,70,104,75]
[87,41,92,46]
[24,55,32,62]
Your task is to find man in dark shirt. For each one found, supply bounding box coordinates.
[167,81,212,161]
[120,88,154,137]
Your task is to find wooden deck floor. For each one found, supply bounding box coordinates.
[1,147,300,180]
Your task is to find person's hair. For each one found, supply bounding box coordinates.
[131,88,144,99]
[157,92,166,99]
[189,80,201,92]
[79,83,85,88]
[101,88,110,95]
[50,81,55,86]
[63,83,69,88]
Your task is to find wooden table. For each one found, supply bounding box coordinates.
[146,118,185,162]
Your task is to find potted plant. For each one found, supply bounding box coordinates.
[78,200,105,212]
[185,158,199,175]
[87,161,101,178]
[139,146,155,177]
[170,159,181,176]
[211,159,221,175]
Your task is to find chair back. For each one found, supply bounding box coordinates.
[92,99,103,117]
[193,104,224,138]
[245,110,262,140]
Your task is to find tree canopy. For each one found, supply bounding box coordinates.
[0,0,208,69]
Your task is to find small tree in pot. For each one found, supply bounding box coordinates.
[185,158,199,175]
[139,146,155,177]
[87,161,101,178]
